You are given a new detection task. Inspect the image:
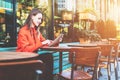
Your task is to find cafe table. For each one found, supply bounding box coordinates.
[41,46,72,73]
[67,43,98,47]
[40,43,98,73]
[0,52,42,80]
[40,43,100,80]
[0,52,39,62]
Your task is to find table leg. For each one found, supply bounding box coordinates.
[59,52,63,73]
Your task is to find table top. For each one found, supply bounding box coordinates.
[0,52,39,62]
[41,45,98,52]
[41,46,72,52]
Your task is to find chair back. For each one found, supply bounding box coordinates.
[97,44,114,57]
[69,47,101,67]
[114,43,120,59]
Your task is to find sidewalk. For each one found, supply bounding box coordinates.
[99,62,120,80]
[54,62,120,80]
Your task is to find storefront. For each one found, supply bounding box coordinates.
[0,0,17,47]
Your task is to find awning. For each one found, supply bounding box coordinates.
[79,12,96,21]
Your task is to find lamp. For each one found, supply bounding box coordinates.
[62,11,72,20]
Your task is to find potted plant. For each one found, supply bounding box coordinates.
[78,29,89,43]
[79,29,101,43]
[88,30,101,42]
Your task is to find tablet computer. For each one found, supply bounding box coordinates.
[48,33,64,47]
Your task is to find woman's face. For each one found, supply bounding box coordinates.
[31,13,42,27]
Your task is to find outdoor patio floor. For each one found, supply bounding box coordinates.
[54,61,120,80]
[99,62,120,80]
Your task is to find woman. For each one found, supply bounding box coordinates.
[16,8,51,52]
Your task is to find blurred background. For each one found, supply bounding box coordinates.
[0,0,120,47]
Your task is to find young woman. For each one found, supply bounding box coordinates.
[16,8,51,52]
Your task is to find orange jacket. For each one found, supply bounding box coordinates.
[16,25,46,52]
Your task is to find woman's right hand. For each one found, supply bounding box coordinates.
[42,40,51,45]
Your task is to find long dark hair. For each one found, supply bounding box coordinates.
[23,8,43,38]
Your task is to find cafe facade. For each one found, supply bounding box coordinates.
[0,0,120,47]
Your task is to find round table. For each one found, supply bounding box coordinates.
[0,52,39,62]
[0,52,42,80]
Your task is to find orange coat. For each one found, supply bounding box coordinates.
[16,25,46,52]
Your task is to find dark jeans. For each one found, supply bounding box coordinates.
[38,53,54,80]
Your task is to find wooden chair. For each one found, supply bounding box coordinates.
[0,60,45,80]
[108,39,120,80]
[111,43,120,80]
[108,39,120,70]
[58,47,101,80]
[97,44,114,80]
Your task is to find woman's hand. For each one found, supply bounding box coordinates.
[59,37,63,42]
[42,40,51,45]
